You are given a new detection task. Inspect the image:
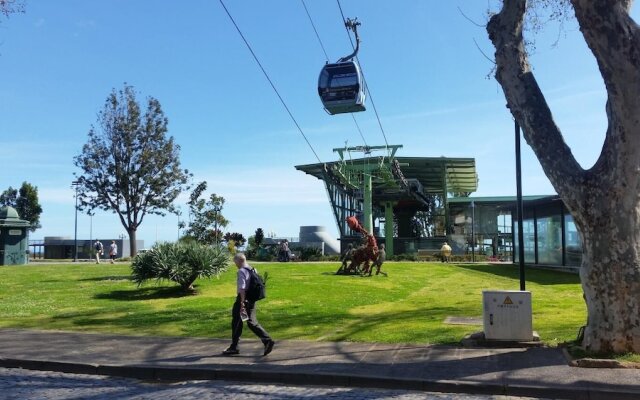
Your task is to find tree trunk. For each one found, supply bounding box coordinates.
[579,196,640,353]
[487,0,640,353]
[128,228,137,257]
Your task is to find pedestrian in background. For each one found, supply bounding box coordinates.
[94,240,103,264]
[109,240,118,264]
[440,242,452,263]
[373,243,387,276]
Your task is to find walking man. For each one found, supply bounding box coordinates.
[94,240,103,264]
[223,253,274,356]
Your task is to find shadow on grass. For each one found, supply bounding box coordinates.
[451,263,580,286]
[80,275,132,282]
[44,302,469,346]
[94,286,194,301]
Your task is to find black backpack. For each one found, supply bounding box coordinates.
[244,267,266,302]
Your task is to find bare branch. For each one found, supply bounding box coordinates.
[458,6,486,28]
[473,37,496,65]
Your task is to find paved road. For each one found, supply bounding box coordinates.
[0,367,545,400]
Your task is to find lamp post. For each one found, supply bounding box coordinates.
[213,204,222,247]
[71,180,80,262]
[515,120,526,291]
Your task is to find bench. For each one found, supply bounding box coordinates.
[417,249,441,261]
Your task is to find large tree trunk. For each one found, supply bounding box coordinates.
[488,0,640,353]
[128,228,138,257]
[580,212,640,353]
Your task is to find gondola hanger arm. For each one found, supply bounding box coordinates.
[338,18,361,62]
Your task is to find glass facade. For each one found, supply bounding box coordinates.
[448,196,583,267]
[448,202,513,260]
[512,199,582,267]
[564,214,582,266]
[537,215,562,265]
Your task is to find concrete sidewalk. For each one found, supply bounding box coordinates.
[0,329,639,399]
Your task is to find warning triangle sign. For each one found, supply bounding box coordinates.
[503,296,513,305]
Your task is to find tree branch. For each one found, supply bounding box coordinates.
[571,0,640,167]
[487,0,585,212]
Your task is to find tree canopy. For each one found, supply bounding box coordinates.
[74,84,190,255]
[0,182,43,232]
[185,181,229,245]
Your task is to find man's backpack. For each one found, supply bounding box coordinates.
[244,267,266,302]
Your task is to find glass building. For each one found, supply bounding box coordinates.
[449,195,582,268]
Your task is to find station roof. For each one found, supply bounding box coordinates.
[295,156,478,195]
[447,195,554,204]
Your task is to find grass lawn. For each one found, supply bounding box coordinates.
[0,261,586,346]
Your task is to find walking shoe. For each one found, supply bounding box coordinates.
[263,340,274,356]
[222,347,239,355]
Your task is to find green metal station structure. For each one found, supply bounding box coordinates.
[295,146,478,256]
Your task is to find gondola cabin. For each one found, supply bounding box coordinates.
[318,61,366,115]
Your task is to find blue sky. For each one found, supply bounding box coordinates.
[0,1,631,245]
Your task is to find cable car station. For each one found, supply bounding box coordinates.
[296,145,478,257]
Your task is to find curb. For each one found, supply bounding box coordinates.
[2,357,640,400]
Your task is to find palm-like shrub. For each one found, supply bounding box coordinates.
[131,241,229,292]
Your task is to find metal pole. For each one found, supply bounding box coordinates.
[515,120,526,291]
[363,172,373,233]
[213,205,221,247]
[471,200,475,262]
[384,201,394,257]
[72,182,79,262]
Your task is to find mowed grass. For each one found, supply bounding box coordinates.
[0,262,586,345]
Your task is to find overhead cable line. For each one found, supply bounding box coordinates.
[349,114,368,148]
[301,0,369,148]
[336,0,390,150]
[301,0,330,62]
[219,0,322,163]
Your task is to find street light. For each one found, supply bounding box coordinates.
[213,204,222,247]
[71,180,80,262]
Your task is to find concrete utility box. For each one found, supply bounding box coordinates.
[0,206,30,265]
[482,290,533,341]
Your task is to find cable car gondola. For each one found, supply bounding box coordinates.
[318,18,366,115]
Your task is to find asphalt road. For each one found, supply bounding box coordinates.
[0,367,547,400]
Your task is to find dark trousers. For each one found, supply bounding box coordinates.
[231,295,271,349]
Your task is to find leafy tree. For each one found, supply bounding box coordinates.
[74,85,190,255]
[0,187,16,205]
[488,0,640,353]
[0,0,24,18]
[0,182,42,232]
[255,228,265,247]
[224,232,246,248]
[185,181,228,245]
